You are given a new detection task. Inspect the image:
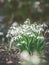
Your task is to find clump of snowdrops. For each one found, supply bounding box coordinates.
[6,18,46,65]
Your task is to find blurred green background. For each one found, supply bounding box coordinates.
[0,0,49,25]
[0,0,49,43]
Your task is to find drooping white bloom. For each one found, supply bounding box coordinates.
[24,18,30,25]
[12,22,18,27]
[37,36,44,40]
[6,19,45,51]
[41,23,48,27]
[45,29,49,33]
[21,41,27,44]
[6,19,44,39]
[30,23,43,34]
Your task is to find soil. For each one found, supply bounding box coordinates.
[0,44,21,65]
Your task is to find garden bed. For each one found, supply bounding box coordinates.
[0,19,49,65]
[0,44,20,65]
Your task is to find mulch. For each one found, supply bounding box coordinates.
[0,44,20,65]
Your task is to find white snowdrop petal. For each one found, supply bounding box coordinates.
[37,36,44,40]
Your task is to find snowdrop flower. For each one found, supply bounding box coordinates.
[37,36,44,40]
[6,18,45,52]
[26,32,31,35]
[30,33,36,37]
[10,29,15,35]
[22,25,29,30]
[45,29,49,33]
[12,22,18,27]
[24,18,30,25]
[21,41,27,44]
[42,23,48,27]
[14,37,17,40]
[30,23,44,34]
[18,35,22,38]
